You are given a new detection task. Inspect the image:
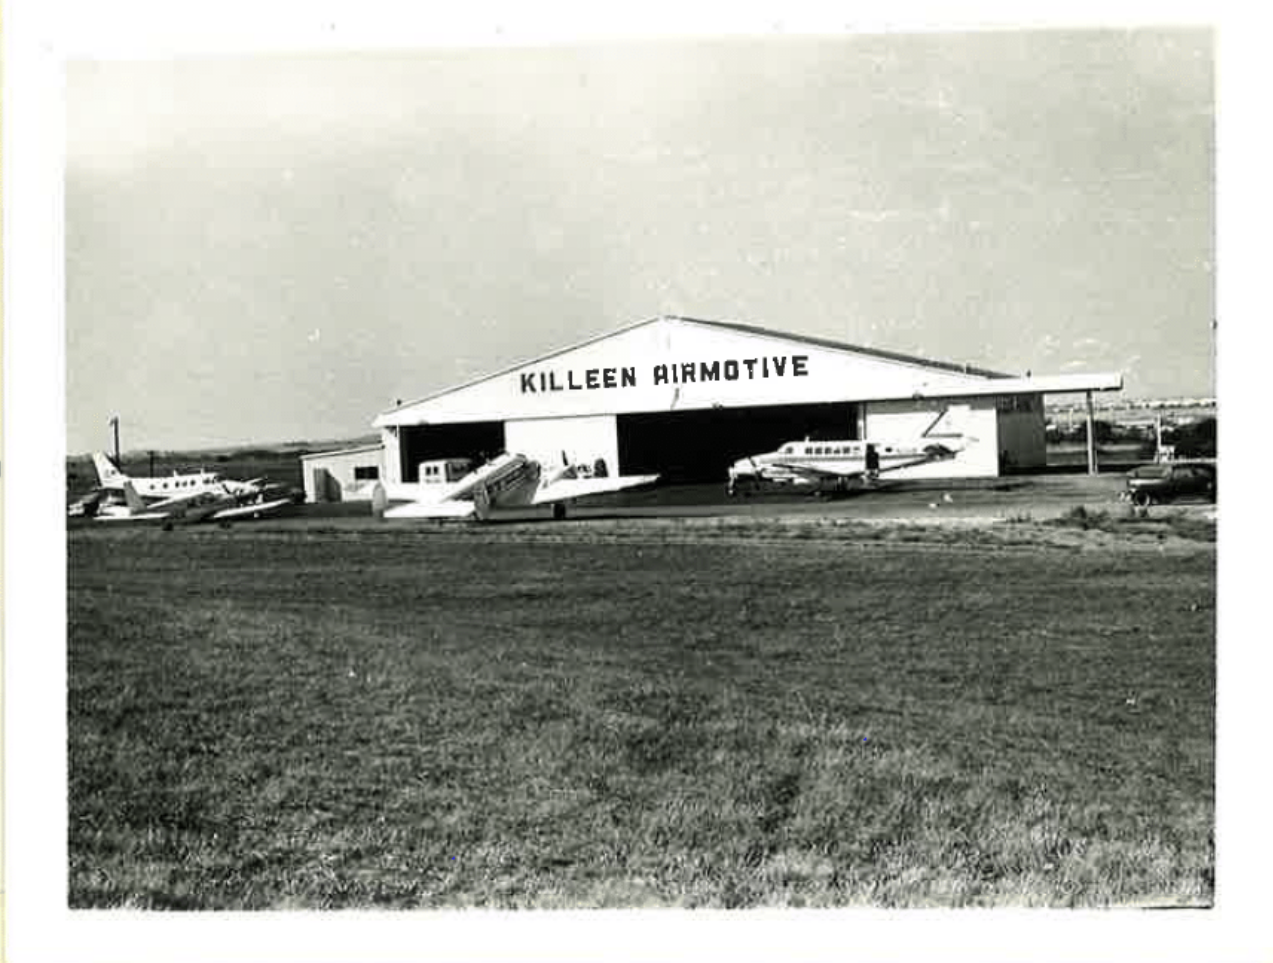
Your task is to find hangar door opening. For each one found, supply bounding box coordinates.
[398,422,505,483]
[617,402,859,483]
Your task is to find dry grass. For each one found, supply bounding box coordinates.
[68,522,1214,908]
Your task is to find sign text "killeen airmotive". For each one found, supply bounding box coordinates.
[520,355,809,393]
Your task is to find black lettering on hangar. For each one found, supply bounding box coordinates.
[518,356,809,393]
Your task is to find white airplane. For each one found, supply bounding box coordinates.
[89,452,268,502]
[727,436,967,496]
[381,453,659,520]
[90,479,296,524]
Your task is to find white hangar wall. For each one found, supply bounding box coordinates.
[863,399,999,478]
[505,415,620,478]
[860,395,1047,477]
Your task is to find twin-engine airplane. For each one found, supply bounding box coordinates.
[381,453,659,520]
[88,452,267,500]
[87,480,296,524]
[726,409,975,496]
[70,452,298,522]
[727,438,962,495]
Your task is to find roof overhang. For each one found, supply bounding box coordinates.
[894,372,1123,401]
[299,443,384,462]
[374,372,1123,428]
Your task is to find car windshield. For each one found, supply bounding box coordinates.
[1131,466,1172,478]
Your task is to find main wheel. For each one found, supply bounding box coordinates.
[1133,490,1153,508]
[552,503,568,521]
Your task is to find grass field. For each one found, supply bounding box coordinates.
[67,519,1215,908]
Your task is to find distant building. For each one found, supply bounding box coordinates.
[300,443,383,503]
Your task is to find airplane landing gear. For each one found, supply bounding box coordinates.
[552,503,568,521]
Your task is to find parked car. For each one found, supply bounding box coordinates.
[1124,462,1216,506]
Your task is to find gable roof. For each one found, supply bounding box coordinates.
[376,315,1012,420]
[673,316,1012,379]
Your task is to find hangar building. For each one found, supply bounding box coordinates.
[353,316,1121,495]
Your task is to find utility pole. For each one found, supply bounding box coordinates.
[1085,391,1099,475]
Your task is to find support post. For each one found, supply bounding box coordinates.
[1085,391,1098,475]
[109,415,120,465]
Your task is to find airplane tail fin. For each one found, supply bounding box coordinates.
[92,452,127,486]
[122,480,147,514]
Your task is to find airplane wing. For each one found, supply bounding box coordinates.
[766,445,957,482]
[766,461,866,482]
[380,482,481,519]
[94,483,169,521]
[382,499,477,520]
[207,496,295,521]
[529,473,660,505]
[141,491,222,513]
[94,509,170,522]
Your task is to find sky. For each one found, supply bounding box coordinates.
[64,27,1214,454]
